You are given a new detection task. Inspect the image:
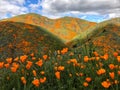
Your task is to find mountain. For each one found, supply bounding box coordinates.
[0,21,65,60]
[1,13,96,43]
[69,18,120,52]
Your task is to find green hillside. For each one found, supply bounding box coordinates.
[1,13,96,43]
[69,18,120,52]
[0,21,66,60]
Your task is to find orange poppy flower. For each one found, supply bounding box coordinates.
[109,72,115,79]
[61,48,68,54]
[109,64,115,70]
[40,71,45,75]
[118,70,120,75]
[117,56,120,62]
[70,59,77,64]
[40,77,46,83]
[55,71,60,79]
[32,79,40,87]
[30,53,34,57]
[93,51,99,57]
[20,55,28,63]
[0,62,4,69]
[11,67,17,73]
[97,68,106,75]
[83,82,89,87]
[12,63,19,69]
[21,77,26,84]
[85,77,92,82]
[101,81,111,88]
[84,56,89,62]
[14,57,19,62]
[43,55,48,60]
[35,59,43,67]
[103,53,109,60]
[113,52,118,57]
[4,63,10,68]
[32,70,37,76]
[57,66,65,71]
[79,73,83,77]
[32,57,36,60]
[26,61,32,70]
[6,58,12,64]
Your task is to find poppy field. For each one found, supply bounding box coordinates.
[0,45,120,90]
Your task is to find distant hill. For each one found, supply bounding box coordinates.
[0,21,65,60]
[1,13,96,43]
[69,18,120,52]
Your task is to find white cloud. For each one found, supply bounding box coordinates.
[0,0,28,19]
[41,0,120,20]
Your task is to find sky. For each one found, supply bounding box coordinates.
[0,0,120,22]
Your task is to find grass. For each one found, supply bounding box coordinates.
[0,43,120,90]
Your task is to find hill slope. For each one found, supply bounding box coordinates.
[0,21,66,60]
[69,18,120,52]
[1,13,96,43]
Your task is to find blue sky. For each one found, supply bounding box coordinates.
[0,0,120,22]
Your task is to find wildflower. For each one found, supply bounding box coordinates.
[14,57,19,62]
[11,67,17,73]
[84,56,89,62]
[109,64,115,70]
[20,55,28,63]
[40,77,46,83]
[117,56,120,62]
[55,71,60,79]
[113,52,118,57]
[118,70,120,75]
[83,82,89,87]
[54,66,58,71]
[69,52,74,56]
[61,48,68,54]
[58,66,65,71]
[43,55,48,60]
[93,51,99,57]
[32,70,37,76]
[4,63,10,69]
[79,73,83,77]
[30,53,34,57]
[85,77,92,82]
[21,77,26,84]
[97,68,106,75]
[69,73,72,77]
[70,59,77,64]
[12,63,19,69]
[57,50,61,54]
[6,58,12,64]
[76,73,79,76]
[0,62,4,69]
[114,80,119,84]
[96,57,100,61]
[99,62,103,67]
[35,59,43,67]
[103,53,108,60]
[40,71,45,75]
[32,79,40,87]
[101,81,111,88]
[32,57,36,60]
[109,72,115,79]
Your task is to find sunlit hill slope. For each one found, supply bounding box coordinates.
[2,13,96,43]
